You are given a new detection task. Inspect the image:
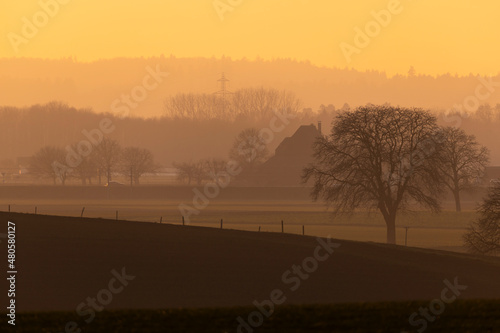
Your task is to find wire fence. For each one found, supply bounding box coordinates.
[1,203,468,251]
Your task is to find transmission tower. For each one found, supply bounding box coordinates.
[214,72,232,114]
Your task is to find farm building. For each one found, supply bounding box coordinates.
[251,123,322,186]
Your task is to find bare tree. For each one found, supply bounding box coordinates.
[173,161,197,185]
[475,104,493,122]
[229,128,269,173]
[174,160,206,185]
[72,156,97,185]
[191,160,209,186]
[303,106,445,244]
[29,146,69,185]
[120,147,156,185]
[437,127,489,212]
[93,138,121,185]
[464,183,500,255]
[202,158,227,184]
[65,143,97,186]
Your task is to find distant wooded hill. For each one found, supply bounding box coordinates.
[1,57,499,118]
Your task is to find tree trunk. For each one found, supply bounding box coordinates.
[453,190,462,212]
[385,215,396,245]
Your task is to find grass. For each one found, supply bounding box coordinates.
[0,199,478,250]
[0,199,478,228]
[2,300,499,332]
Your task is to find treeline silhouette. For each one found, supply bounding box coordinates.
[164,87,301,121]
[29,138,156,186]
[0,102,499,172]
[1,57,500,118]
[0,101,327,168]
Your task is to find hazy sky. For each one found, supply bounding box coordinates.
[2,0,499,76]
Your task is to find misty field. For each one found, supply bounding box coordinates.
[0,197,477,251]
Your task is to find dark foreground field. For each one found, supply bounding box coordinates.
[3,301,500,332]
[1,211,500,331]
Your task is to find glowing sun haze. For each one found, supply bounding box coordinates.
[1,0,499,76]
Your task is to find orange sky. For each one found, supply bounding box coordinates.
[1,0,499,76]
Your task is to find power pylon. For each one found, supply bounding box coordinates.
[215,73,231,96]
[214,72,232,114]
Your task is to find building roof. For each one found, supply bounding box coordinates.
[252,124,321,186]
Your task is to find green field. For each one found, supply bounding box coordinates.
[3,300,500,332]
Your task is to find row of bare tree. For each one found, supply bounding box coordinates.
[173,159,227,186]
[173,128,271,185]
[163,87,301,121]
[29,138,157,185]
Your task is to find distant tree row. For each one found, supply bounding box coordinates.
[29,138,157,185]
[163,87,301,121]
[173,128,270,185]
[2,101,500,169]
[173,159,227,186]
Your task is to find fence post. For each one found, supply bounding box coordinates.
[281,220,284,233]
[81,207,85,218]
[302,225,305,236]
[220,219,223,229]
[258,226,261,232]
[182,216,185,226]
[405,227,409,246]
[116,211,118,220]
[160,216,162,224]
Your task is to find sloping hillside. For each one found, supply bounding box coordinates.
[1,211,499,312]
